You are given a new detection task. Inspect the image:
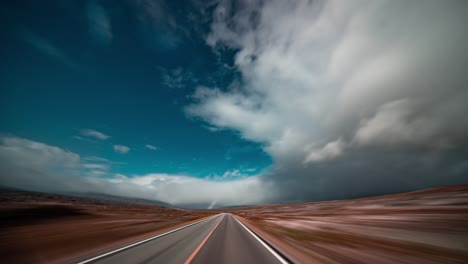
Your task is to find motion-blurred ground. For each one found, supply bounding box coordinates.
[1,185,468,263]
[231,184,468,264]
[0,188,213,263]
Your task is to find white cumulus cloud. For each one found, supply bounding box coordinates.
[113,144,130,154]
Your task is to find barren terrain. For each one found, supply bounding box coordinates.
[230,184,468,263]
[2,184,468,264]
[0,188,213,264]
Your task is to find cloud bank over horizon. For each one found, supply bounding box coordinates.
[188,0,468,201]
[0,136,272,207]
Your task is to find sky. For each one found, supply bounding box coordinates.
[1,0,468,208]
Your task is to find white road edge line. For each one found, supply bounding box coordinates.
[232,214,289,264]
[77,214,221,264]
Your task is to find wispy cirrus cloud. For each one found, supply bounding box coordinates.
[84,156,127,165]
[158,67,198,89]
[82,163,109,170]
[83,156,111,163]
[87,0,112,46]
[19,30,77,69]
[113,144,130,154]
[81,156,125,177]
[145,144,158,150]
[80,129,110,140]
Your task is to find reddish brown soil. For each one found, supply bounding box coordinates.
[3,184,468,264]
[231,184,468,264]
[0,188,214,264]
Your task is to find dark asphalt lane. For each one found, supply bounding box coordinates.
[84,214,223,264]
[190,214,284,264]
[79,213,287,264]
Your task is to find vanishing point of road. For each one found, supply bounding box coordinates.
[78,213,290,264]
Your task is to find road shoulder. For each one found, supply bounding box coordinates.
[233,214,323,264]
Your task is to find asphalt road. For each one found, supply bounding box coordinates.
[79,213,288,264]
[190,214,285,264]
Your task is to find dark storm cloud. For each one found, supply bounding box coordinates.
[188,0,468,202]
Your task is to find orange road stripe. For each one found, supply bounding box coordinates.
[184,216,223,264]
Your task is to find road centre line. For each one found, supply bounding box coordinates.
[77,214,221,264]
[184,214,225,264]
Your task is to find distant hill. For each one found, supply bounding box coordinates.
[0,185,172,208]
[64,192,172,207]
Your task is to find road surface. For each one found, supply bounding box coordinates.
[79,213,288,264]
